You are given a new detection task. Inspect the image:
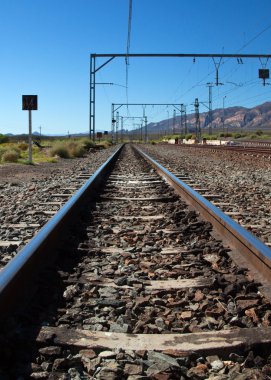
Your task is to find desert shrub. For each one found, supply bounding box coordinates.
[49,144,70,158]
[66,141,86,157]
[68,143,86,157]
[250,134,257,139]
[18,142,28,151]
[0,147,7,159]
[201,134,218,140]
[185,134,192,140]
[81,138,95,150]
[2,149,20,162]
[255,129,263,136]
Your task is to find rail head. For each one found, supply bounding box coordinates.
[135,145,271,282]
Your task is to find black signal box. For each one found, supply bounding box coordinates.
[259,69,269,79]
[22,95,38,110]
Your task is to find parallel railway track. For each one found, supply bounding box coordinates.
[143,143,271,249]
[1,144,271,378]
[171,143,271,156]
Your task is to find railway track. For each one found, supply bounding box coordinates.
[143,143,271,249]
[0,147,118,270]
[172,143,271,156]
[1,144,271,379]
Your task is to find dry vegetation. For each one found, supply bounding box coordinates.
[0,137,112,164]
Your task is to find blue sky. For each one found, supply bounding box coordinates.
[1,0,271,135]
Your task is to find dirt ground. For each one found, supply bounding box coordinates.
[0,158,88,184]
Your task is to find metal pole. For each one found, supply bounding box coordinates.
[173,109,176,134]
[143,106,147,143]
[209,85,212,135]
[223,96,226,135]
[90,55,96,141]
[89,55,92,140]
[207,83,213,135]
[28,110,32,164]
[184,106,187,135]
[180,104,184,135]
[116,111,119,143]
[194,98,200,141]
[121,116,124,142]
[111,104,115,144]
[144,116,147,143]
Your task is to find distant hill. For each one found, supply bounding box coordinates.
[146,101,271,134]
[3,101,271,137]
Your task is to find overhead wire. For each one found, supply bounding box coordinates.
[214,22,271,108]
[174,22,271,115]
[226,89,271,107]
[125,0,133,116]
[236,22,271,53]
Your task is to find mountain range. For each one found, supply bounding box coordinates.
[147,101,271,134]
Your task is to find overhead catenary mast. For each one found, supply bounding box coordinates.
[90,53,271,140]
[206,83,214,135]
[194,98,201,140]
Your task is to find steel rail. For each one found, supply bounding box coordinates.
[135,146,271,282]
[0,145,123,319]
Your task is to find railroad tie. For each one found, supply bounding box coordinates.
[37,326,271,356]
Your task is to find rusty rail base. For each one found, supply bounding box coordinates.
[135,146,271,283]
[0,145,123,320]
